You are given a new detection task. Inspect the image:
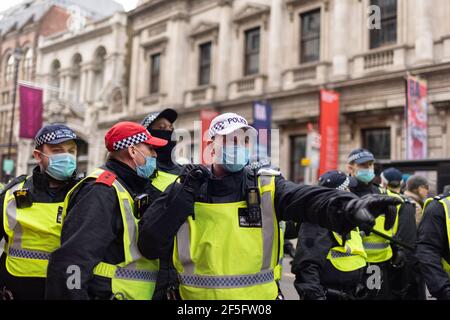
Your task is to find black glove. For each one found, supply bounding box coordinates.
[391,249,406,268]
[344,195,402,234]
[179,164,210,194]
[438,288,450,300]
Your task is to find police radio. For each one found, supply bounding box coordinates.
[133,194,150,219]
[246,187,261,224]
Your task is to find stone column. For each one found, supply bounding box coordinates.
[415,0,433,65]
[167,13,189,104]
[332,0,349,79]
[267,0,283,92]
[216,0,233,100]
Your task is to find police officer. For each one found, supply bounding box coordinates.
[416,189,450,300]
[142,108,182,300]
[380,168,423,299]
[138,113,400,300]
[0,124,80,299]
[46,122,168,300]
[292,170,367,300]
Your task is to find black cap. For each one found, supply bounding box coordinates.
[142,108,178,130]
[35,124,79,147]
[318,170,357,190]
[381,167,403,184]
[347,148,375,164]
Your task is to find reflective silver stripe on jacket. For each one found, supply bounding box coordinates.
[112,179,142,262]
[115,267,158,282]
[5,182,27,251]
[259,175,275,271]
[179,270,274,289]
[176,175,276,285]
[363,242,390,249]
[330,250,357,259]
[8,247,50,260]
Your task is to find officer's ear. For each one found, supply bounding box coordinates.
[207,140,215,158]
[32,148,44,163]
[347,163,355,176]
[127,146,137,161]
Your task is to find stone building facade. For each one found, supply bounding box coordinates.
[125,0,450,183]
[0,0,123,180]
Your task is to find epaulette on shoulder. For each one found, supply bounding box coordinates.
[94,170,117,187]
[257,167,281,176]
[0,174,27,196]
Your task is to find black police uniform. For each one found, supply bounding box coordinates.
[45,159,155,299]
[150,160,183,300]
[416,194,450,300]
[292,222,365,300]
[0,167,77,299]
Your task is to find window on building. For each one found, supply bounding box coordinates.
[5,54,15,83]
[300,9,321,64]
[362,128,391,160]
[290,135,307,184]
[23,48,33,81]
[198,42,211,86]
[244,27,260,76]
[150,53,161,94]
[370,0,397,49]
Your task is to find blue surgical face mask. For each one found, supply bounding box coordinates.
[40,152,77,181]
[134,148,157,178]
[356,168,375,184]
[220,145,250,173]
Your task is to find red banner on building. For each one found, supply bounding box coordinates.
[319,89,340,177]
[406,75,428,160]
[200,109,219,165]
[19,84,43,139]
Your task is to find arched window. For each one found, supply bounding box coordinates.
[71,54,82,102]
[5,54,15,83]
[50,59,61,99]
[22,48,33,81]
[92,47,106,101]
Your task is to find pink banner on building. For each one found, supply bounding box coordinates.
[19,84,43,139]
[319,89,340,177]
[406,75,428,159]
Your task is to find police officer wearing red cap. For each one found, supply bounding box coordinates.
[292,170,367,300]
[46,122,168,300]
[0,124,80,299]
[141,108,182,300]
[138,113,401,300]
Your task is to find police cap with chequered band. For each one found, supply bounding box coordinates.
[208,113,257,140]
[105,121,168,152]
[141,108,178,130]
[35,124,79,147]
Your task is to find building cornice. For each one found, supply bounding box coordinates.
[40,26,113,54]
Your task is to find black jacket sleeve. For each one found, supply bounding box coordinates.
[274,176,358,230]
[46,182,121,300]
[292,222,331,299]
[393,201,417,261]
[416,200,450,299]
[138,182,194,260]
